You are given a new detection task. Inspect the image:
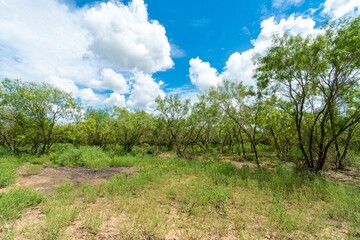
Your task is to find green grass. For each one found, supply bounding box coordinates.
[0,157,22,187]
[0,149,359,239]
[0,188,44,222]
[52,146,112,169]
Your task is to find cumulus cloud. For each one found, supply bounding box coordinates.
[222,51,254,86]
[0,0,174,110]
[89,68,129,94]
[105,92,127,108]
[322,0,360,19]
[272,0,304,9]
[189,57,222,91]
[77,88,103,107]
[0,0,96,85]
[126,72,165,112]
[251,15,318,53]
[83,0,173,73]
[48,76,80,96]
[190,15,319,88]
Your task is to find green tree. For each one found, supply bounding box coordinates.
[0,79,80,154]
[113,107,154,152]
[81,108,114,148]
[156,95,205,158]
[255,17,360,172]
[207,80,263,166]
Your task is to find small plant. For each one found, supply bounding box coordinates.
[80,183,102,203]
[84,211,103,235]
[0,188,44,222]
[23,164,42,176]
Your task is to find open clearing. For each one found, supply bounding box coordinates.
[1,163,137,193]
[1,155,359,240]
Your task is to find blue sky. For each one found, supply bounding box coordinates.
[0,0,359,111]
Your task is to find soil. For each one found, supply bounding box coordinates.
[323,168,360,187]
[1,165,138,192]
[158,152,176,158]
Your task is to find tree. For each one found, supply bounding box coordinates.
[113,107,154,152]
[255,17,360,172]
[0,79,80,154]
[81,108,114,148]
[207,80,263,167]
[261,96,295,161]
[156,95,204,158]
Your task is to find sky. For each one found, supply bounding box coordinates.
[0,0,359,111]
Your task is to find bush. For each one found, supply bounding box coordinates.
[52,146,112,169]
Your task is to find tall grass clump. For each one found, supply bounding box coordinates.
[0,188,44,222]
[0,157,23,187]
[52,146,112,169]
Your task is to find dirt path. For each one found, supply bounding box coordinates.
[0,165,137,192]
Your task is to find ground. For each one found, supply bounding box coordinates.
[0,153,359,239]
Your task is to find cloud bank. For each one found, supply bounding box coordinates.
[0,0,172,112]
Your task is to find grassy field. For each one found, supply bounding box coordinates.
[0,147,360,239]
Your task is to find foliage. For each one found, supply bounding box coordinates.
[0,79,80,154]
[0,16,359,172]
[255,16,360,171]
[52,145,112,169]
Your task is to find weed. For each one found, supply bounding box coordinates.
[0,158,21,187]
[52,146,112,169]
[84,211,103,235]
[22,164,42,176]
[0,188,43,222]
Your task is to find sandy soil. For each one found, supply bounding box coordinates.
[1,164,137,192]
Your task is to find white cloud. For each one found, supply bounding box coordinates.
[126,72,165,112]
[322,0,360,19]
[189,57,222,91]
[105,92,126,108]
[252,16,317,53]
[190,15,319,88]
[0,0,96,85]
[222,51,255,86]
[272,0,304,9]
[89,68,129,94]
[0,0,175,110]
[48,76,79,96]
[170,44,186,58]
[77,88,103,106]
[83,0,173,73]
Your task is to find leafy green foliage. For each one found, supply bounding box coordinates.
[255,16,360,171]
[52,146,112,169]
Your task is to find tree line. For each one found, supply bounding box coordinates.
[0,17,359,172]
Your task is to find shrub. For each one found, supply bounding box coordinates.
[52,146,112,169]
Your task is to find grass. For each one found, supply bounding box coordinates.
[0,160,19,187]
[0,145,359,239]
[0,188,43,221]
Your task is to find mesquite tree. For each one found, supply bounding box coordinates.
[255,17,360,172]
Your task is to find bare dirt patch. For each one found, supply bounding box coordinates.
[223,160,258,169]
[2,165,137,192]
[323,168,360,187]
